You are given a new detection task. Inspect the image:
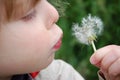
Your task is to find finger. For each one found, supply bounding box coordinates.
[102,71,110,80]
[109,76,120,80]
[101,51,120,72]
[90,45,120,67]
[108,58,120,80]
[90,45,116,67]
[115,76,120,80]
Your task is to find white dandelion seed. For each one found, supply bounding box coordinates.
[72,14,103,51]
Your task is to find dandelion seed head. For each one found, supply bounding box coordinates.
[72,14,103,45]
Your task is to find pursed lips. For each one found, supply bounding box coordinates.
[52,35,62,51]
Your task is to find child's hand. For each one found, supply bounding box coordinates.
[90,45,120,80]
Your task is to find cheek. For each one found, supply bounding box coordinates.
[1,21,50,53]
[0,28,54,74]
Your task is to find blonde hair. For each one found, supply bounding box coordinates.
[0,0,40,24]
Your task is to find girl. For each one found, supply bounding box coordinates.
[1,0,120,80]
[0,0,84,80]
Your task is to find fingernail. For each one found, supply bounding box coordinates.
[90,56,97,64]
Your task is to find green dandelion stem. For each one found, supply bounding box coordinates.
[91,40,96,52]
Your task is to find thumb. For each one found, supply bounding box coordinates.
[90,45,112,67]
[90,53,101,68]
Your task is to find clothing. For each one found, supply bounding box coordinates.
[11,74,32,80]
[35,60,84,80]
[98,71,106,80]
[11,60,105,80]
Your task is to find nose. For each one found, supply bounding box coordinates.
[47,1,59,24]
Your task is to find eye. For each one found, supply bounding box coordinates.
[21,10,36,21]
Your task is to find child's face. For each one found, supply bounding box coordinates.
[0,0,63,75]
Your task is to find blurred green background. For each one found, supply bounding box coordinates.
[49,0,120,80]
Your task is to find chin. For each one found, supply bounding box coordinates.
[44,54,55,69]
[28,54,55,73]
